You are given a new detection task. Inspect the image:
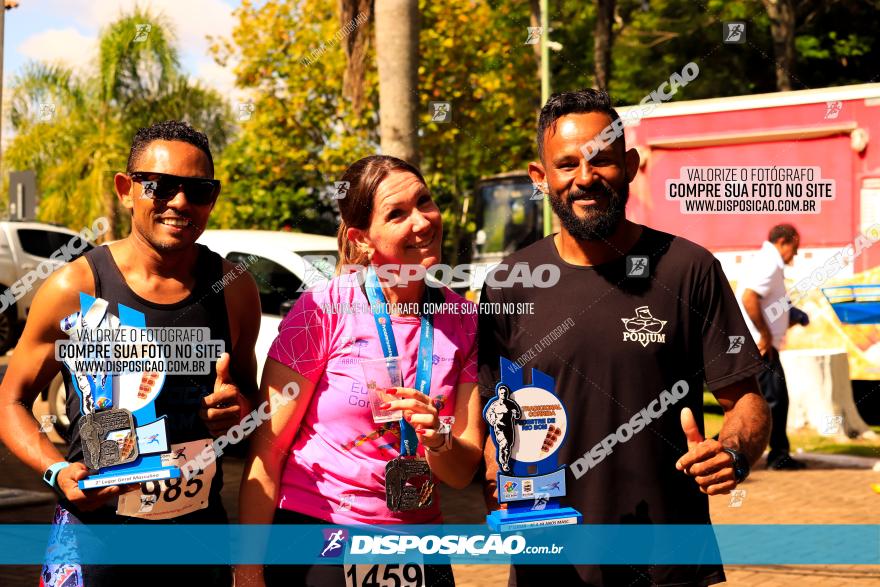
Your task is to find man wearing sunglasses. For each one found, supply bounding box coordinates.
[0,120,260,587]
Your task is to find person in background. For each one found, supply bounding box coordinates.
[739,223,810,470]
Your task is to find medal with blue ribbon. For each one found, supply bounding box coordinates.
[364,267,436,512]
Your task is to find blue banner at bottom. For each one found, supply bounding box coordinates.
[0,524,877,565]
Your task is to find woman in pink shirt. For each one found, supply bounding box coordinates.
[236,156,485,586]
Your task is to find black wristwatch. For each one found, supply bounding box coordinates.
[722,448,749,483]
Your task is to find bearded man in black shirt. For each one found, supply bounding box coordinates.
[478,89,772,587]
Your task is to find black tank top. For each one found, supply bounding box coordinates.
[63,244,232,514]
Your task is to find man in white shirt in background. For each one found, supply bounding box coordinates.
[739,223,809,470]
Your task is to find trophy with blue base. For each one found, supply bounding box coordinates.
[484,357,582,531]
[58,293,180,489]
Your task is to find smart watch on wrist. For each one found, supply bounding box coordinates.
[722,448,749,483]
[43,461,70,497]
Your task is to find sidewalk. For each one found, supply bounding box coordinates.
[444,454,880,586]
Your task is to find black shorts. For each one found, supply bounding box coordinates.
[264,508,455,587]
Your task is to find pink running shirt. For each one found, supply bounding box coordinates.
[267,272,478,524]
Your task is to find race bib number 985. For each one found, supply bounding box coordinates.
[116,439,215,520]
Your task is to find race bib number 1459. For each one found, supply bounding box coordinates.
[344,564,425,587]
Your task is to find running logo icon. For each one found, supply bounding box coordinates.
[727,336,744,354]
[320,528,348,558]
[529,183,545,200]
[430,101,451,123]
[723,22,746,44]
[525,26,543,45]
[824,101,842,120]
[333,181,350,200]
[626,255,649,278]
[728,489,747,508]
[133,23,152,43]
[621,306,667,347]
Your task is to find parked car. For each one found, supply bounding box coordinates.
[195,229,338,379]
[0,221,100,435]
[0,220,97,352]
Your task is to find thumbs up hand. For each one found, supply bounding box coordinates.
[675,407,737,495]
[199,353,250,437]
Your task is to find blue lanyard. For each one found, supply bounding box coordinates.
[364,267,434,456]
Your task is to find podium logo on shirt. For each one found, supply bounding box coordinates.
[621,306,667,347]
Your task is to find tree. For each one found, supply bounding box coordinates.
[209,0,377,234]
[5,10,232,238]
[594,0,616,90]
[341,0,373,117]
[212,0,879,257]
[213,0,540,259]
[417,1,540,262]
[762,0,796,91]
[375,0,420,165]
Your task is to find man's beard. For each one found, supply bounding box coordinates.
[549,180,628,241]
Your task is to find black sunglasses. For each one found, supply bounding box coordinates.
[129,171,220,206]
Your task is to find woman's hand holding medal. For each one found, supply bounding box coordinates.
[380,387,445,449]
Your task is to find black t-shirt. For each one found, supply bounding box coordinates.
[478,227,763,587]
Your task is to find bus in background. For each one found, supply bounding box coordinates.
[465,172,543,300]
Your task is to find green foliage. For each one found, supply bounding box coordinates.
[210,0,376,234]
[4,9,233,238]
[792,1,878,87]
[214,0,541,260]
[418,0,540,262]
[211,0,879,258]
[596,0,775,103]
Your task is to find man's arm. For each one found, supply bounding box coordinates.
[199,260,261,437]
[0,259,123,509]
[677,376,771,494]
[742,288,772,356]
[788,306,809,329]
[714,376,771,465]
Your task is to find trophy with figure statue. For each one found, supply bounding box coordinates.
[484,357,582,531]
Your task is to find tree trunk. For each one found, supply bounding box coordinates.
[593,0,615,91]
[340,0,372,117]
[375,0,420,166]
[762,0,796,91]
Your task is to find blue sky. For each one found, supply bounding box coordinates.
[4,0,242,97]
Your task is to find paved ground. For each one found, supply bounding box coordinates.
[1,442,879,586]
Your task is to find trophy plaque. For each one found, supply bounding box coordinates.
[484,357,582,531]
